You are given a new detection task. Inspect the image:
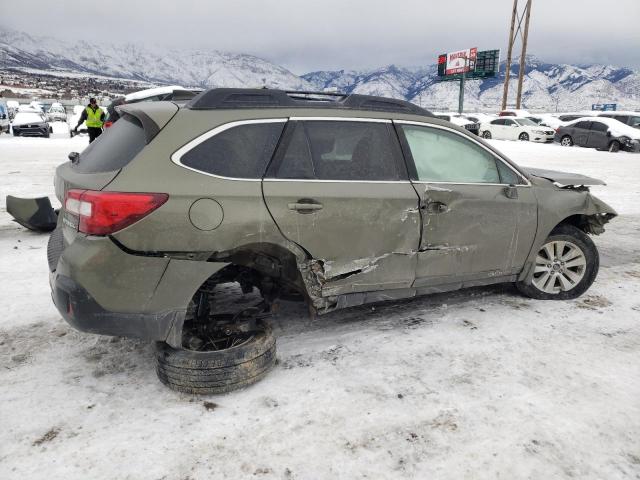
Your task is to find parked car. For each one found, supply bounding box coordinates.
[46,88,616,394]
[434,113,480,135]
[11,109,52,137]
[499,109,530,117]
[480,117,555,142]
[0,100,10,133]
[104,85,201,127]
[47,102,67,122]
[557,113,592,123]
[555,117,640,152]
[596,111,640,129]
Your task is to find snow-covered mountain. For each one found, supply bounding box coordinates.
[1,25,638,112]
[0,27,311,90]
[303,56,640,111]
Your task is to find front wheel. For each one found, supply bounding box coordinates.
[516,224,599,300]
[560,135,573,147]
[609,140,621,152]
[482,131,492,139]
[519,132,530,141]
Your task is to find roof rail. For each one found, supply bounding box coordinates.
[186,88,432,117]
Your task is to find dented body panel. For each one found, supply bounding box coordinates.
[413,182,537,286]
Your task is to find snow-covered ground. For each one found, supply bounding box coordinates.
[0,134,639,479]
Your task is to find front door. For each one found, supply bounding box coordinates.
[395,122,537,287]
[263,119,421,297]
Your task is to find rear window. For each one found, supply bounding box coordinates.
[180,121,285,179]
[75,115,146,173]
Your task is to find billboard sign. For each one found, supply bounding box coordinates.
[437,49,499,81]
[439,48,478,75]
[591,103,617,111]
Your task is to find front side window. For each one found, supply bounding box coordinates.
[181,121,285,178]
[270,121,404,181]
[401,125,500,184]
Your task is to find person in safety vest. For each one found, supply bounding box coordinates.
[74,97,106,143]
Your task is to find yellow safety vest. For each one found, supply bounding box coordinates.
[85,106,103,128]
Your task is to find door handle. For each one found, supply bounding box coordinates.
[424,201,448,214]
[288,200,323,213]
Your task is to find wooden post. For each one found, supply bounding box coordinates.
[516,0,532,109]
[501,0,518,111]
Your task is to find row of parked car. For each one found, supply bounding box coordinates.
[0,86,201,138]
[437,108,640,153]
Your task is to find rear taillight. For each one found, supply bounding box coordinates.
[104,121,113,128]
[64,189,168,235]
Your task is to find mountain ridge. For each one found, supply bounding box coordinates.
[1,26,638,111]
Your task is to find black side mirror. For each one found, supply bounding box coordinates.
[68,152,80,164]
[606,130,611,137]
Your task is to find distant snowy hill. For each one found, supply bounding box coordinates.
[303,56,640,111]
[0,27,311,90]
[1,26,638,111]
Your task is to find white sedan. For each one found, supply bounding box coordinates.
[480,117,555,142]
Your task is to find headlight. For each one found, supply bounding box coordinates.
[533,130,545,134]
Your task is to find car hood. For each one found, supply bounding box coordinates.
[524,167,606,186]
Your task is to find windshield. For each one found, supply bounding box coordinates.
[13,112,44,125]
[629,116,640,129]
[515,118,537,126]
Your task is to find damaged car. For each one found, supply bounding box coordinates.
[47,88,617,394]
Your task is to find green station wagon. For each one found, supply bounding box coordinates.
[47,88,616,393]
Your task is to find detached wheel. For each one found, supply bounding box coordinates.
[609,140,621,152]
[155,320,276,394]
[516,224,599,300]
[519,132,530,141]
[560,135,573,147]
[482,131,492,139]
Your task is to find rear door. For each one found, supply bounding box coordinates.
[587,121,609,149]
[395,121,537,287]
[502,118,519,139]
[262,118,421,297]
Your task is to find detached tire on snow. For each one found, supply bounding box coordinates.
[155,321,276,394]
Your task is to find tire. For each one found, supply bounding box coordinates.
[519,132,529,141]
[516,224,599,300]
[155,321,276,394]
[608,140,620,152]
[482,131,492,139]
[13,130,18,137]
[560,135,573,147]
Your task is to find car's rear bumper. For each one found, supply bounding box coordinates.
[47,226,228,343]
[50,272,183,341]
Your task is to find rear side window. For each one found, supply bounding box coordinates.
[491,119,505,125]
[269,121,404,181]
[76,115,146,173]
[181,122,285,179]
[574,121,591,130]
[590,122,608,132]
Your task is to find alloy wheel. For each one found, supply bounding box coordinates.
[532,240,587,294]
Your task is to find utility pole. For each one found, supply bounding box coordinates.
[501,0,533,110]
[458,56,467,114]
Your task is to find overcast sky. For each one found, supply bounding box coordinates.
[3,0,639,73]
